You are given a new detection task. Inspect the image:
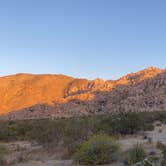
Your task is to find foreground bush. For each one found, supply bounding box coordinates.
[73,134,120,165]
[127,143,146,164]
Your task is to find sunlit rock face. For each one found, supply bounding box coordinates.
[0,67,165,120]
[0,74,74,114]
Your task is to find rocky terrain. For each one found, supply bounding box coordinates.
[0,66,166,120]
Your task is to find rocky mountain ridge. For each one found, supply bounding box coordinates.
[0,66,165,119]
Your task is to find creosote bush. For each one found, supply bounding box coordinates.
[95,112,154,135]
[73,134,120,165]
[127,143,146,164]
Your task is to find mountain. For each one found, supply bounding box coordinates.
[0,74,74,114]
[0,66,165,120]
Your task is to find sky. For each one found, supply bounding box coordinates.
[0,0,166,80]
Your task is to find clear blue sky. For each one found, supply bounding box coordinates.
[0,0,165,79]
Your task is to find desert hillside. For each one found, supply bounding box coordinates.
[0,74,75,114]
[0,67,165,119]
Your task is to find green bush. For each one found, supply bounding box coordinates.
[96,112,152,135]
[127,143,146,164]
[73,134,120,165]
[113,112,147,134]
[62,118,93,154]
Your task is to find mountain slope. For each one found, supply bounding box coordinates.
[0,67,165,119]
[0,74,74,114]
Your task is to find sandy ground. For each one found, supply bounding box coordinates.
[120,123,166,149]
[15,160,73,166]
[146,123,166,144]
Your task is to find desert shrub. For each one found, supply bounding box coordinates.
[62,118,94,154]
[0,145,7,156]
[94,112,147,135]
[127,143,146,164]
[156,142,166,166]
[120,112,144,134]
[109,112,147,135]
[157,142,166,151]
[0,120,33,141]
[73,134,120,165]
[28,119,67,145]
[0,111,165,151]
[0,144,7,166]
[94,112,156,136]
